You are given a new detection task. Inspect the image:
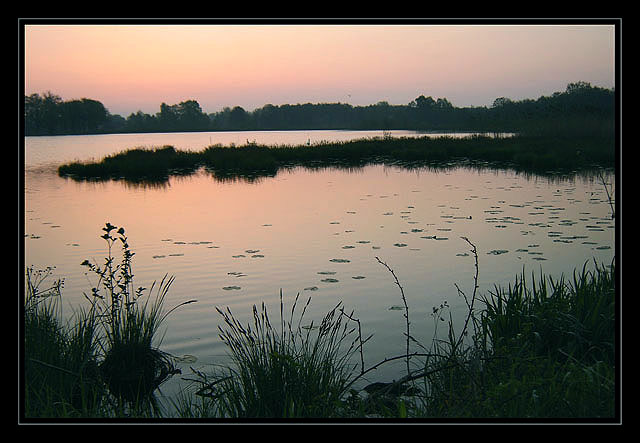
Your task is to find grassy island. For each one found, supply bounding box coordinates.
[57,133,616,184]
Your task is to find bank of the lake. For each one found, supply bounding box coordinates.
[23,254,616,420]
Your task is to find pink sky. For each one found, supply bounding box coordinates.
[24,23,616,116]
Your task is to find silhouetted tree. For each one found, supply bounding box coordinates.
[25,82,614,137]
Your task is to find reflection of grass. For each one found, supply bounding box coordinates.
[58,134,615,184]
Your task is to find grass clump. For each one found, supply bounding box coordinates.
[176,237,616,420]
[182,292,361,418]
[406,256,616,419]
[25,228,616,420]
[23,223,195,419]
[24,266,103,417]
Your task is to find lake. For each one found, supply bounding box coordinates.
[23,129,615,413]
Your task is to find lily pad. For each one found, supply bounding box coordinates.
[393,243,408,247]
[487,249,509,255]
[321,278,339,283]
[317,271,336,275]
[176,354,198,364]
[351,275,366,279]
[330,258,350,263]
[222,286,241,290]
[304,286,319,291]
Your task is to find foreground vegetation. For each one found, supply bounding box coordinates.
[22,225,617,421]
[23,224,195,418]
[57,132,615,185]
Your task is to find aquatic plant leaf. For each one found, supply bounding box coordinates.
[176,354,197,363]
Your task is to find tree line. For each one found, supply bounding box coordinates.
[24,82,615,137]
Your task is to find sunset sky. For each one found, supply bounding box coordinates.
[23,22,616,117]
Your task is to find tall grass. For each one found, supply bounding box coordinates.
[24,266,103,417]
[409,257,616,419]
[174,235,616,420]
[25,228,616,420]
[182,292,361,418]
[23,223,194,419]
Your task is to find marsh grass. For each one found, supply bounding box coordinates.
[175,234,616,420]
[58,134,615,184]
[24,266,103,417]
[25,227,616,420]
[23,223,194,418]
[181,291,362,418]
[410,257,616,419]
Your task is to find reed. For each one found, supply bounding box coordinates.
[23,223,195,419]
[183,291,361,418]
[24,266,103,417]
[58,134,615,184]
[24,228,616,419]
[413,257,617,418]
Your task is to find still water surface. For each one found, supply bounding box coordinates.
[23,130,615,412]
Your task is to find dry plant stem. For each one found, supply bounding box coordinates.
[375,257,411,380]
[455,237,479,351]
[342,351,440,393]
[338,308,368,374]
[598,170,615,219]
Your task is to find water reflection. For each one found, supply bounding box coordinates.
[23,132,615,406]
